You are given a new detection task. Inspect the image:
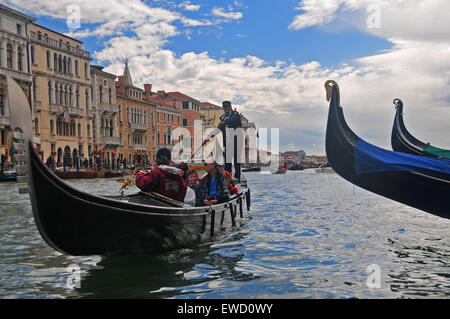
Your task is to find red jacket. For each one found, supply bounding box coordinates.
[136,166,187,202]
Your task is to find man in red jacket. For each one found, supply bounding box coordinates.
[135,148,187,202]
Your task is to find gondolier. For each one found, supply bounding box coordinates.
[218,101,242,181]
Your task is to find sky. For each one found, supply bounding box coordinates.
[4,0,450,155]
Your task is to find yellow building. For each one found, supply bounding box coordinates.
[200,102,223,128]
[29,23,92,165]
[0,4,34,164]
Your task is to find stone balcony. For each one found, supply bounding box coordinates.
[130,122,147,132]
[33,101,43,112]
[50,104,84,117]
[86,108,95,119]
[133,144,147,151]
[49,103,63,114]
[29,31,91,59]
[99,103,119,114]
[0,116,10,128]
[99,136,121,146]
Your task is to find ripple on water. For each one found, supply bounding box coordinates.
[1,172,450,298]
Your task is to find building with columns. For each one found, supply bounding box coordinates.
[90,65,120,167]
[28,22,92,164]
[0,4,35,163]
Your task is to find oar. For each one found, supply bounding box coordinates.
[189,136,214,161]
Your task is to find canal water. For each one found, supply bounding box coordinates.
[0,170,449,299]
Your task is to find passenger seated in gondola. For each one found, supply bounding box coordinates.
[218,164,239,195]
[174,161,189,180]
[135,148,187,202]
[196,157,230,206]
[186,169,201,192]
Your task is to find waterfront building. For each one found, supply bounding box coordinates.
[304,155,328,166]
[240,114,257,167]
[115,61,157,166]
[0,4,34,163]
[28,22,92,165]
[200,102,222,128]
[281,150,306,167]
[90,65,120,167]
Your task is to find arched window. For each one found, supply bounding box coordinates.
[110,119,113,137]
[84,62,88,79]
[64,85,68,106]
[30,45,35,64]
[99,85,103,103]
[46,50,51,68]
[32,77,37,102]
[108,88,112,104]
[85,89,89,109]
[34,117,39,134]
[68,86,72,106]
[68,57,72,74]
[55,83,59,105]
[63,56,67,74]
[87,124,91,138]
[75,60,79,76]
[48,81,52,104]
[76,89,80,107]
[50,119,54,135]
[6,44,12,69]
[54,53,58,72]
[78,123,82,137]
[58,55,62,73]
[60,84,64,105]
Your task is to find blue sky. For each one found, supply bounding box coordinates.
[32,0,392,69]
[6,0,450,155]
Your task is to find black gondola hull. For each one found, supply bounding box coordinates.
[29,145,247,256]
[391,99,428,156]
[325,80,450,219]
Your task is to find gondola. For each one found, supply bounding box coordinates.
[325,80,450,219]
[391,98,450,159]
[6,75,251,256]
[0,170,17,182]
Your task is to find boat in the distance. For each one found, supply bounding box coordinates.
[0,170,17,182]
[315,162,334,173]
[6,75,251,256]
[391,98,450,159]
[288,164,304,171]
[325,80,450,219]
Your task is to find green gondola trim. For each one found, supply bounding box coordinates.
[423,145,450,160]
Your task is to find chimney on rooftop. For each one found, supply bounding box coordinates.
[144,84,152,92]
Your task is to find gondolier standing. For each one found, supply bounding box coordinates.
[218,101,242,181]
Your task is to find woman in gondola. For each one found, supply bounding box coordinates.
[196,157,230,206]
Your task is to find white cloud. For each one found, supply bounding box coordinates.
[211,7,243,20]
[288,0,340,30]
[6,0,450,154]
[178,1,200,12]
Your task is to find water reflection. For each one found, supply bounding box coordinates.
[75,232,248,299]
